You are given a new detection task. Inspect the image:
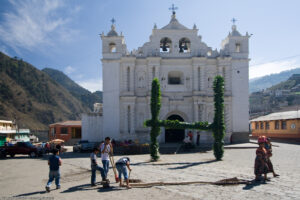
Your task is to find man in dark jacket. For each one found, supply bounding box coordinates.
[46,149,62,192]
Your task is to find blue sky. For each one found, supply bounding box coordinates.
[1,0,300,92]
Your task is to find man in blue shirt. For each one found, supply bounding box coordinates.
[45,149,62,192]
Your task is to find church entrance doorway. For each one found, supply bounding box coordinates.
[165,114,185,143]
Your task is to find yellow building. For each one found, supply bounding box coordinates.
[0,120,15,146]
[0,120,13,131]
[250,110,300,139]
[0,120,31,146]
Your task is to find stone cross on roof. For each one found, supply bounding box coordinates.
[111,18,116,25]
[169,4,178,14]
[231,18,237,25]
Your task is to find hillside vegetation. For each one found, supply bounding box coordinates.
[42,68,102,110]
[249,68,300,93]
[250,74,300,118]
[0,52,91,130]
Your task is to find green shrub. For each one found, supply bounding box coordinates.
[149,78,161,161]
[212,76,225,160]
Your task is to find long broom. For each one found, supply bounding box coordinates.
[109,154,119,182]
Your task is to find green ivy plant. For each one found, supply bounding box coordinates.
[145,76,225,161]
[212,75,225,160]
[149,78,161,161]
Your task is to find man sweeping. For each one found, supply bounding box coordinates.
[115,157,132,189]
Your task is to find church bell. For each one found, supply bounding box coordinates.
[183,43,188,50]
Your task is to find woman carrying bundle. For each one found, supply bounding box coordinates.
[254,136,269,182]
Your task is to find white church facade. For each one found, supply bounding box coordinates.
[84,11,250,144]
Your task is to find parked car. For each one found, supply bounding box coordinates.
[0,148,6,159]
[0,142,42,158]
[73,140,99,152]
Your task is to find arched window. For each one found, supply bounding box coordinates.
[208,77,214,88]
[235,43,241,52]
[160,37,172,53]
[127,105,131,133]
[109,42,116,53]
[152,67,155,80]
[168,71,183,85]
[127,67,130,91]
[198,67,201,90]
[179,38,191,53]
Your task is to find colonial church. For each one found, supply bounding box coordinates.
[85,9,250,144]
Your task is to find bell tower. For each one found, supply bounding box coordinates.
[100,18,127,140]
[221,18,250,140]
[221,18,250,59]
[101,18,127,59]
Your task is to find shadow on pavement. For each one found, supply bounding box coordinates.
[242,179,266,190]
[98,186,123,192]
[131,160,217,169]
[168,160,217,170]
[61,183,98,193]
[61,183,123,193]
[15,190,47,197]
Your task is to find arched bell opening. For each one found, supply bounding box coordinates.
[179,38,191,53]
[160,37,172,53]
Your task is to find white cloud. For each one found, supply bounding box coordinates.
[0,0,80,52]
[77,79,103,92]
[64,65,75,75]
[249,59,300,79]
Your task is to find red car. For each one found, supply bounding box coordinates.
[0,142,41,158]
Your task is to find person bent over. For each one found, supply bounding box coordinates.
[91,148,105,186]
[46,149,62,192]
[116,157,132,189]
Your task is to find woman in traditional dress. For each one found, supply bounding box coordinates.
[254,136,269,182]
[265,138,280,177]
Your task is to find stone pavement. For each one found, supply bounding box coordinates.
[0,142,299,200]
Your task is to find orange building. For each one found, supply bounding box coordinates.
[250,110,300,139]
[49,121,81,144]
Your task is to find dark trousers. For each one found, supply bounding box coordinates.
[91,165,105,184]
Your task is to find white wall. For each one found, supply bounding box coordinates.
[231,60,249,132]
[102,61,120,140]
[82,113,103,142]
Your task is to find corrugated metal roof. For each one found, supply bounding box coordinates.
[50,121,81,126]
[251,110,300,122]
[0,120,13,124]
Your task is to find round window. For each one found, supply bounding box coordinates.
[291,123,296,129]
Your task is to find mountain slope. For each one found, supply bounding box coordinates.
[250,74,300,117]
[249,68,300,93]
[42,68,102,110]
[0,52,90,130]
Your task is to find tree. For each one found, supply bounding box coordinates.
[149,78,161,161]
[212,76,225,160]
